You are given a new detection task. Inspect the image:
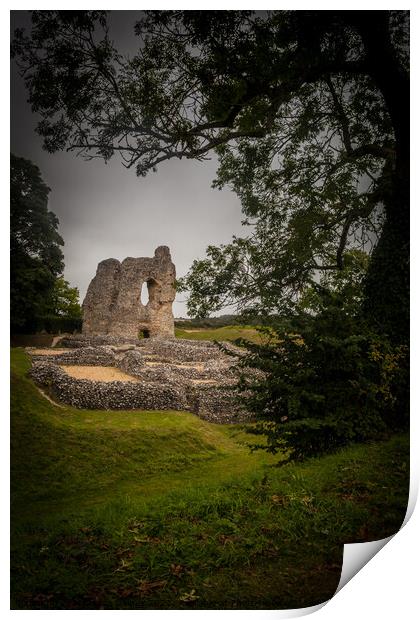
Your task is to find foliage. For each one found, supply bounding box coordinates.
[12,10,409,340]
[179,253,409,462]
[175,314,255,329]
[37,315,82,334]
[10,155,81,334]
[11,349,409,609]
[236,291,409,461]
[46,276,82,319]
[11,153,64,332]
[298,249,369,315]
[14,315,82,335]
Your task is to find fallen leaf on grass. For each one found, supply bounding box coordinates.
[271,494,289,506]
[114,558,133,572]
[137,580,167,594]
[170,563,184,577]
[128,519,145,533]
[301,495,313,506]
[132,535,161,544]
[218,534,239,546]
[179,588,200,602]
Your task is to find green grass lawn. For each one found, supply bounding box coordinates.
[11,348,409,609]
[175,325,266,343]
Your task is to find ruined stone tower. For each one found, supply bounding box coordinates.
[82,246,176,339]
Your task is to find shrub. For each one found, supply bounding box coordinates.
[42,315,83,334]
[237,291,409,461]
[16,315,83,335]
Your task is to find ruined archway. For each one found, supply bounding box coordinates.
[82,246,176,339]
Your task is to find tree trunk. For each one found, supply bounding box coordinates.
[350,12,409,343]
[362,182,409,343]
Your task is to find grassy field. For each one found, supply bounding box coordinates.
[175,325,266,343]
[11,348,409,609]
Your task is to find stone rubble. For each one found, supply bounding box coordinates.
[28,337,254,424]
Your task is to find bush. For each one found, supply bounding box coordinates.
[175,315,239,329]
[13,315,83,335]
[42,315,82,334]
[237,291,409,461]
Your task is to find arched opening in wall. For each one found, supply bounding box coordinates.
[140,278,159,306]
[140,281,149,306]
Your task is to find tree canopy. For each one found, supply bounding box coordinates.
[12,10,409,340]
[46,276,82,319]
[10,153,64,331]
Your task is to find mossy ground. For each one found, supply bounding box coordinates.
[11,347,409,609]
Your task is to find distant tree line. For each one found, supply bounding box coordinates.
[174,314,262,329]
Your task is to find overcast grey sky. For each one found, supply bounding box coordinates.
[10,11,246,317]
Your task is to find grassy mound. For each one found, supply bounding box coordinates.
[11,348,409,609]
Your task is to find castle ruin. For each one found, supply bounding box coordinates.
[82,246,176,339]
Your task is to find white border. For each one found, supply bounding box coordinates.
[4,3,418,618]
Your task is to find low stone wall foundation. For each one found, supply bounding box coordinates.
[28,338,254,424]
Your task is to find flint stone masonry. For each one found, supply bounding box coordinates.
[82,246,176,339]
[30,362,189,411]
[59,335,141,348]
[29,338,254,423]
[30,346,116,366]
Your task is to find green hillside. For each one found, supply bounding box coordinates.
[11,348,409,609]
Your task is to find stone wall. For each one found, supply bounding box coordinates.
[82,246,176,339]
[28,338,254,423]
[30,362,189,411]
[30,360,249,422]
[30,346,116,366]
